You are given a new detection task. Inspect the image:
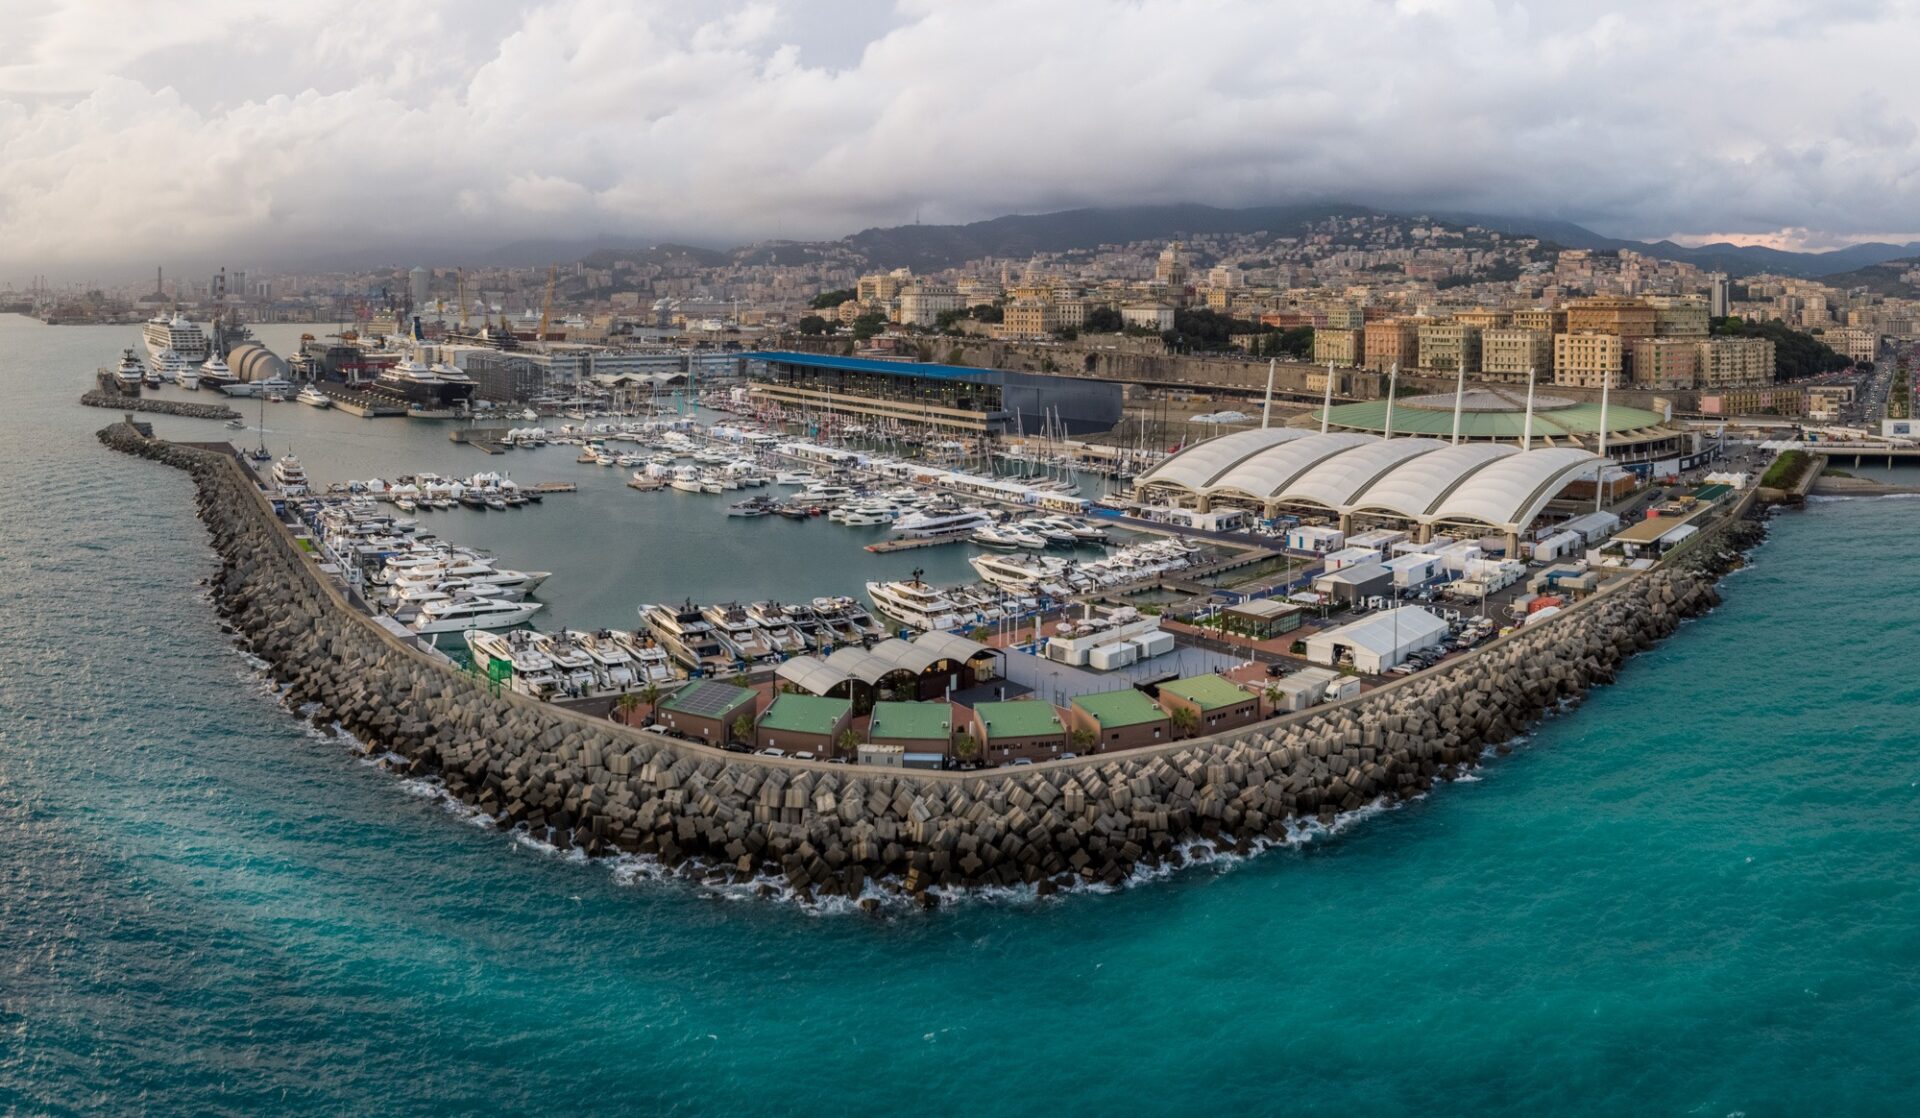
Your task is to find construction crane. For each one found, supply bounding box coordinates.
[536,264,557,344]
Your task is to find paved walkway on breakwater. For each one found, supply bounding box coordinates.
[79,390,239,421]
[98,421,1761,905]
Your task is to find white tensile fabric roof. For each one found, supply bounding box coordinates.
[1206,432,1377,500]
[1134,427,1307,491]
[775,657,853,695]
[1279,437,1449,510]
[1428,446,1602,531]
[1351,443,1520,521]
[1139,433,1601,531]
[913,630,997,662]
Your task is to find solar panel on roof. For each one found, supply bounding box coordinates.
[669,681,749,717]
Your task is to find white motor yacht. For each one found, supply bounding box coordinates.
[610,631,682,685]
[465,629,563,698]
[411,596,542,635]
[297,384,333,408]
[638,602,737,672]
[892,507,994,541]
[533,632,599,695]
[744,602,809,654]
[1019,517,1080,547]
[701,602,776,661]
[865,576,966,632]
[563,629,641,692]
[270,453,310,496]
[109,348,146,394]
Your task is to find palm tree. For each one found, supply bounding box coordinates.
[1170,706,1200,739]
[834,727,861,760]
[615,692,640,726]
[730,712,755,748]
[954,732,980,766]
[1069,726,1098,755]
[1263,684,1284,714]
[640,680,662,720]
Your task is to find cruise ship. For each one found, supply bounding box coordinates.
[143,312,210,363]
[374,353,477,410]
[865,574,967,632]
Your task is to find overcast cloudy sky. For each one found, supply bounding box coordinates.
[4,0,1919,280]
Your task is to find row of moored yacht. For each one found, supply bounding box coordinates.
[637,598,888,672]
[305,498,551,635]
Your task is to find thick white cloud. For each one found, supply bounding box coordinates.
[4,0,1920,278]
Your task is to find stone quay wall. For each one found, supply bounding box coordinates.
[81,390,240,421]
[101,422,1755,904]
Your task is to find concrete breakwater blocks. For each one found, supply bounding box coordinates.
[99,422,1759,906]
[80,391,241,421]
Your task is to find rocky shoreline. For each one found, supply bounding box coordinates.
[81,390,240,420]
[101,422,1762,907]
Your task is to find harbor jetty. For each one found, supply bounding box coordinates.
[79,389,239,421]
[100,420,1760,905]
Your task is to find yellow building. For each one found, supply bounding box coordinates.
[1313,328,1364,367]
[1567,295,1656,339]
[1553,332,1628,389]
[1003,297,1057,338]
[857,270,909,303]
[1480,328,1552,383]
[1511,308,1568,335]
[1455,308,1512,330]
[1416,322,1482,374]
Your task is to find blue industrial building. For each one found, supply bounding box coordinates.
[741,351,1123,436]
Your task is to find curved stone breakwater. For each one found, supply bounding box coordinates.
[81,390,241,420]
[100,422,1760,907]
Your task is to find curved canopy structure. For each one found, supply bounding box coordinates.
[867,638,944,676]
[1352,443,1519,521]
[775,657,853,697]
[1137,432,1603,533]
[1282,437,1450,511]
[1134,427,1307,492]
[822,647,904,685]
[1206,432,1377,501]
[1429,447,1602,530]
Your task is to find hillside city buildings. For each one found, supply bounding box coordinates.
[12,209,1913,421]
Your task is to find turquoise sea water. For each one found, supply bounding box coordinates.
[4,314,1920,1114]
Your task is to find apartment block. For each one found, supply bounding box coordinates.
[1480,328,1552,384]
[1416,322,1482,374]
[896,284,963,327]
[1648,295,1710,338]
[1567,295,1656,338]
[1696,337,1775,389]
[1313,327,1364,367]
[1553,332,1628,389]
[1631,338,1701,389]
[1363,319,1420,373]
[1511,308,1568,335]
